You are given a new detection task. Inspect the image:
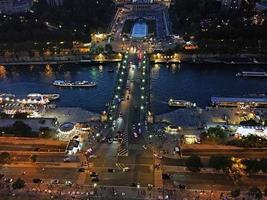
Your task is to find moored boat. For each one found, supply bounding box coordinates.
[53,80,97,88]
[236,71,267,77]
[168,99,195,108]
[42,94,60,101]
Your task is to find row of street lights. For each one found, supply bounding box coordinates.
[107,52,129,124]
[140,51,149,122]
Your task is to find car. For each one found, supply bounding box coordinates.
[33,178,42,184]
[133,132,138,138]
[34,148,40,151]
[65,180,72,186]
[162,173,171,180]
[108,168,115,173]
[123,167,130,172]
[142,145,147,150]
[101,137,106,143]
[91,177,99,182]
[153,154,162,159]
[90,172,97,177]
[0,174,4,179]
[131,182,137,187]
[51,179,60,184]
[78,168,85,172]
[64,157,71,162]
[4,178,13,183]
[89,154,97,159]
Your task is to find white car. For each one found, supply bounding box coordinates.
[142,145,147,150]
[89,154,97,159]
[153,154,162,159]
[122,167,130,172]
[133,132,138,138]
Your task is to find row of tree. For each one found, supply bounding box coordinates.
[0,0,115,44]
[185,155,233,172]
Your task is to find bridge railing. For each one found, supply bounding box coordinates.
[107,52,130,124]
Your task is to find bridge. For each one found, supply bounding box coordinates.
[93,50,163,187]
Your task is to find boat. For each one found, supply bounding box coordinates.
[42,94,60,101]
[25,93,50,104]
[168,99,195,108]
[236,71,267,77]
[27,93,60,101]
[53,80,97,88]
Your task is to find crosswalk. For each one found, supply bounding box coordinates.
[117,131,129,157]
[117,145,128,156]
[116,162,126,170]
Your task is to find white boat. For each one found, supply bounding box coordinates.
[42,94,60,101]
[236,71,267,77]
[27,93,60,101]
[53,80,97,88]
[168,99,195,108]
[24,93,50,104]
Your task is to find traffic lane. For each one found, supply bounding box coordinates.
[0,145,66,152]
[89,143,118,168]
[0,166,78,184]
[12,155,71,163]
[166,171,267,190]
[182,150,267,159]
[85,165,153,187]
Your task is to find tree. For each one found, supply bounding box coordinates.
[105,44,113,53]
[12,121,33,137]
[185,155,203,172]
[259,159,267,173]
[200,126,228,144]
[209,156,233,171]
[30,155,37,163]
[13,112,28,119]
[241,159,260,173]
[248,187,262,200]
[12,178,25,189]
[231,189,240,198]
[0,152,11,164]
[264,187,267,197]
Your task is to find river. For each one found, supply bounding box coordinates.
[0,63,267,115]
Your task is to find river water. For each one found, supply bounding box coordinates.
[0,63,267,115]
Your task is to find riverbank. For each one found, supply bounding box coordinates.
[150,52,267,64]
[0,54,122,66]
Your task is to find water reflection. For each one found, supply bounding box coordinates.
[0,65,7,79]
[44,64,53,77]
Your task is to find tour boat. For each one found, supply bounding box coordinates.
[53,80,97,88]
[168,99,195,108]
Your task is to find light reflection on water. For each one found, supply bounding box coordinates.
[0,62,266,115]
[0,63,118,113]
[151,63,267,114]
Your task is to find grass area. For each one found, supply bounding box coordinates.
[122,19,156,36]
